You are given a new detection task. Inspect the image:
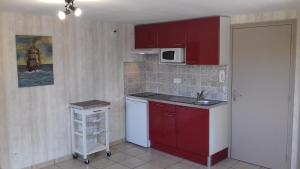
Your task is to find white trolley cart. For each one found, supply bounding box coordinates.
[70,100,111,164]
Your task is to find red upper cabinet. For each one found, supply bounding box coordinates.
[176,106,209,156]
[157,22,187,48]
[134,16,228,65]
[135,25,158,49]
[186,17,220,65]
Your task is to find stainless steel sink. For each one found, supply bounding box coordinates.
[197,100,211,104]
[195,99,221,106]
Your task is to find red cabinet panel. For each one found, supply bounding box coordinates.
[157,22,187,48]
[149,102,177,148]
[135,25,157,48]
[186,17,220,65]
[176,106,209,156]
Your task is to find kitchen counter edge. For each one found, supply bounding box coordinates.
[126,95,228,110]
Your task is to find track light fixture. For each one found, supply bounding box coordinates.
[58,0,82,20]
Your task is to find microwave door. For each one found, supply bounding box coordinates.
[162,51,175,61]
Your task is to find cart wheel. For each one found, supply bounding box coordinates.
[84,159,90,164]
[72,153,79,159]
[106,151,111,157]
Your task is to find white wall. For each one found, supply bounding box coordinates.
[0,12,134,169]
[231,10,300,169]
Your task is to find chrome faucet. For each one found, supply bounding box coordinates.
[197,90,206,101]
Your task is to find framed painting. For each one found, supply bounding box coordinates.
[16,35,54,87]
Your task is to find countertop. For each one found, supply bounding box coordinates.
[70,100,111,110]
[128,92,228,109]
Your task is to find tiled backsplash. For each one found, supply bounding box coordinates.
[124,55,229,101]
[124,62,146,94]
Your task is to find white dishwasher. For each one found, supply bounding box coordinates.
[126,96,150,147]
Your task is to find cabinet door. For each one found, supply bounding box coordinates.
[135,25,157,48]
[176,106,209,156]
[149,102,177,148]
[157,22,187,48]
[149,102,164,144]
[186,17,220,65]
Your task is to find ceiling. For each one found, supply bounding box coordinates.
[0,0,299,24]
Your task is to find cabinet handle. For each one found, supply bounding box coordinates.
[174,43,183,46]
[167,113,176,117]
[93,110,103,112]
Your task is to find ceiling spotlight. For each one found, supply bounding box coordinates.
[58,0,82,20]
[58,10,66,20]
[74,8,82,17]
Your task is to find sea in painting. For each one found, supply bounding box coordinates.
[16,35,54,87]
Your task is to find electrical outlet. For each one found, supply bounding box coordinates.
[173,78,182,84]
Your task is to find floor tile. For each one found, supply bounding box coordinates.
[216,158,239,168]
[148,157,178,168]
[119,157,146,168]
[89,153,106,161]
[112,143,135,152]
[89,158,115,169]
[108,152,133,162]
[232,161,261,169]
[55,159,84,169]
[72,165,97,169]
[135,163,164,169]
[41,165,61,169]
[211,164,228,169]
[104,164,130,169]
[181,160,206,168]
[135,152,163,162]
[109,146,121,154]
[166,162,201,169]
[123,147,146,157]
[146,149,167,156]
[161,153,184,162]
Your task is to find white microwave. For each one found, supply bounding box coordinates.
[160,48,186,64]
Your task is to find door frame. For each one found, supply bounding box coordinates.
[230,19,297,169]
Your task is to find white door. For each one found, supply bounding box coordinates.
[232,23,293,169]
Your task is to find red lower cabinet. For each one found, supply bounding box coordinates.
[176,106,209,156]
[149,102,177,148]
[149,101,228,166]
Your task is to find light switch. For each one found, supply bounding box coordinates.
[219,70,226,83]
[173,78,182,84]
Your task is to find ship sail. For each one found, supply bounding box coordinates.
[26,45,41,72]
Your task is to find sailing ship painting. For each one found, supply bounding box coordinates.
[16,35,54,87]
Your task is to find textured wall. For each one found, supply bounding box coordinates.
[0,12,133,169]
[0,13,10,169]
[231,10,300,169]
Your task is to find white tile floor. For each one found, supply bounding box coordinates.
[42,142,266,169]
